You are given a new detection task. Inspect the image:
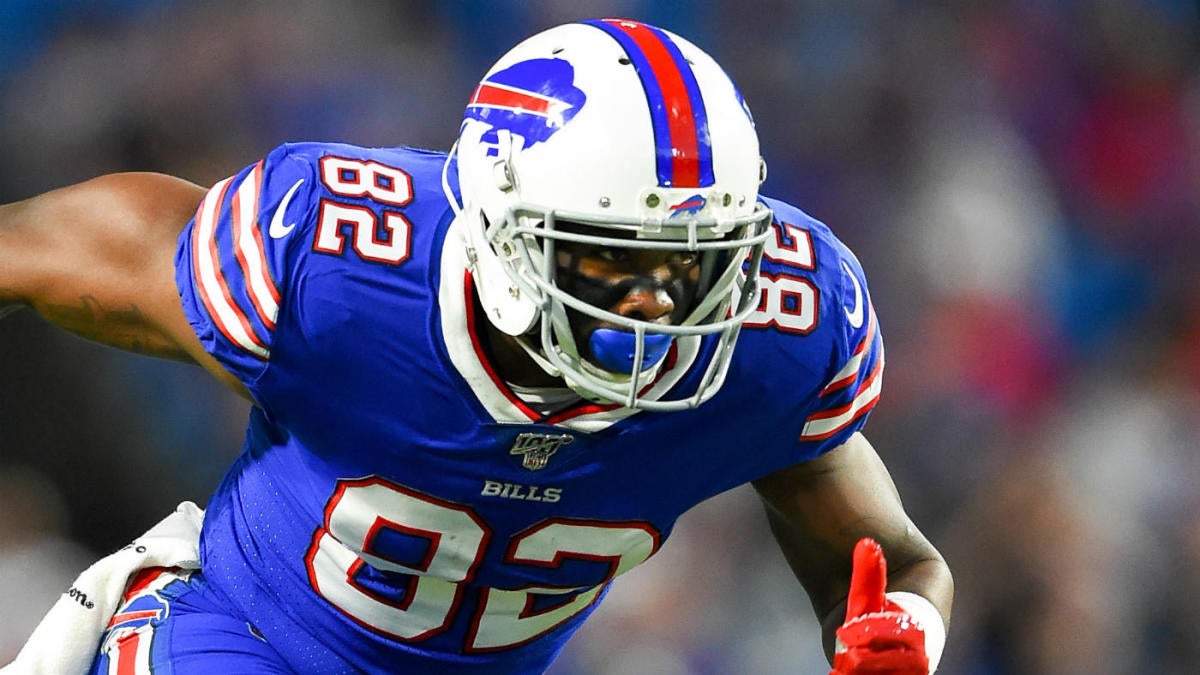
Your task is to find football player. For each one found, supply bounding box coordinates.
[0,18,951,674]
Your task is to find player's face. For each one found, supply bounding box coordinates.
[553,223,702,370]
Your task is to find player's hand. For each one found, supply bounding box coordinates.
[829,538,929,675]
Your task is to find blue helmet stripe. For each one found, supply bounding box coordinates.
[583,19,714,187]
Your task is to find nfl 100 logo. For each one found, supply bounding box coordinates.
[510,432,574,471]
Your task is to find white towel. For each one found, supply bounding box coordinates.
[1,502,204,675]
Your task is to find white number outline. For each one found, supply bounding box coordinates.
[763,221,816,269]
[304,477,490,642]
[745,220,820,333]
[304,477,662,652]
[746,272,819,334]
[313,156,413,266]
[319,156,413,205]
[465,518,659,653]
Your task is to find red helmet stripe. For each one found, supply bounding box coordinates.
[588,18,712,188]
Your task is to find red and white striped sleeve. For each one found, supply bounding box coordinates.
[798,258,884,448]
[175,144,313,385]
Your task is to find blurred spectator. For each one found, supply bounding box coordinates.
[0,465,93,661]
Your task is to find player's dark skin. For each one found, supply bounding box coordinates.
[478,229,701,388]
[0,172,953,660]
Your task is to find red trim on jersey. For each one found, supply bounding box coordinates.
[463,272,542,420]
[819,309,877,396]
[303,476,490,643]
[540,344,679,424]
[230,161,280,329]
[463,518,662,653]
[801,355,883,441]
[192,176,269,359]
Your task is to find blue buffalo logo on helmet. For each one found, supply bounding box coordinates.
[464,59,587,154]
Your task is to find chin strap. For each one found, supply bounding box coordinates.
[441,140,463,217]
[512,334,563,378]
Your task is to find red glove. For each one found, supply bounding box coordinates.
[830,538,929,675]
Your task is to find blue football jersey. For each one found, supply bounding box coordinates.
[174,142,883,673]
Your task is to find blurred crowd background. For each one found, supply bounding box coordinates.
[1,1,1198,673]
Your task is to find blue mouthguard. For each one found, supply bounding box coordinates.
[588,328,673,373]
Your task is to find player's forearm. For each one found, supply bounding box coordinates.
[1,199,44,320]
[1,200,27,305]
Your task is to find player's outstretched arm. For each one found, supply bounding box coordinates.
[0,173,247,396]
[752,432,952,672]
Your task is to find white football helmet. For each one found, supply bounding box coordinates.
[444,18,772,410]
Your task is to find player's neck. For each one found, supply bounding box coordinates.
[479,314,565,388]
